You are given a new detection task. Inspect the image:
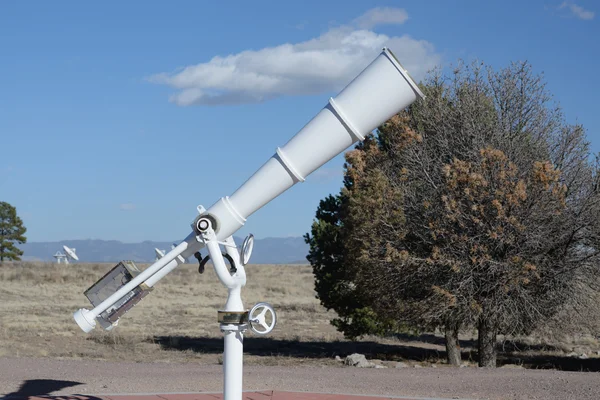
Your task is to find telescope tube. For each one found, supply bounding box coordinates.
[202,48,424,240]
[74,47,424,331]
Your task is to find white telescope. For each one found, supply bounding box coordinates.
[73,48,424,400]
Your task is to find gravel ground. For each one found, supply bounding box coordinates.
[0,358,599,400]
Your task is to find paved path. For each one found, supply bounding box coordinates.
[4,392,451,400]
[1,358,599,400]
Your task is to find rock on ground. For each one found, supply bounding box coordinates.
[344,353,373,368]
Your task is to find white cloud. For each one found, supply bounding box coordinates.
[119,203,136,211]
[150,8,440,106]
[353,7,409,29]
[559,2,595,20]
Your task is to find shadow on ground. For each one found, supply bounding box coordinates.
[154,335,449,362]
[0,379,102,400]
[499,354,600,372]
[153,335,600,372]
[394,333,564,353]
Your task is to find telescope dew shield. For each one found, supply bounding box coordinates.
[205,47,425,240]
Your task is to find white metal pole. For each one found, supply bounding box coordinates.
[200,227,246,400]
[222,322,244,400]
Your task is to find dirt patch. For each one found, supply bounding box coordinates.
[1,358,600,400]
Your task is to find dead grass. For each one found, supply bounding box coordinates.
[1,261,599,370]
[0,261,343,364]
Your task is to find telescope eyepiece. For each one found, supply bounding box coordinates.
[198,219,210,231]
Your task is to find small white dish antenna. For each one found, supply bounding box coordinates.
[63,245,79,262]
[241,234,254,266]
[154,248,165,260]
[53,251,68,264]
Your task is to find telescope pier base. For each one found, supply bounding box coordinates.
[221,323,246,400]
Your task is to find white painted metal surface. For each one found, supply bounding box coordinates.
[73,47,424,400]
[222,325,244,400]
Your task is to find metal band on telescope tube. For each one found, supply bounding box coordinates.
[276,147,306,183]
[328,97,365,142]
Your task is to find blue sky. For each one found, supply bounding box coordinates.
[0,1,598,243]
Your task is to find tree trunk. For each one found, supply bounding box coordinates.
[478,317,497,367]
[445,325,461,366]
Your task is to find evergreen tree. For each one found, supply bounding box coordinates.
[0,201,27,262]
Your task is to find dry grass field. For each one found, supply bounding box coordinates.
[0,261,343,366]
[1,261,600,370]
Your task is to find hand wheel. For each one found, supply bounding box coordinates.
[248,302,277,335]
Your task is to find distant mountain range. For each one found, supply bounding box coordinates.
[18,236,309,265]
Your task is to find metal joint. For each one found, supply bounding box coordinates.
[276,147,305,182]
[328,97,365,142]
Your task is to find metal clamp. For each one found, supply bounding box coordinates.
[218,310,249,325]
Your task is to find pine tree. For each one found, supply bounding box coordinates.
[0,201,27,262]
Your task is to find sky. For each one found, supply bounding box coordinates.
[0,0,598,243]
